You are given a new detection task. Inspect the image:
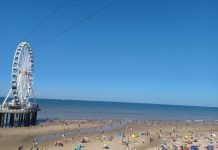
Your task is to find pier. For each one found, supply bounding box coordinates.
[0,106,39,127]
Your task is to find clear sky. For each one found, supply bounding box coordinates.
[0,0,217,107]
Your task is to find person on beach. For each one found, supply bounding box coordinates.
[18,145,23,150]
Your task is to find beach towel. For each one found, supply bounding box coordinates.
[208,145,214,150]
[75,146,81,150]
[190,146,199,150]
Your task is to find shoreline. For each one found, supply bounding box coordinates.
[37,118,218,124]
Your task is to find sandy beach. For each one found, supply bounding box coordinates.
[1,120,218,150]
[0,0,217,149]
[0,120,101,150]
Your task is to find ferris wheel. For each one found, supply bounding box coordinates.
[3,42,35,108]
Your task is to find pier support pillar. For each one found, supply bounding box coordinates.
[20,114,24,126]
[2,114,5,127]
[5,113,8,127]
[18,114,21,126]
[0,107,39,127]
[31,112,37,125]
[24,113,30,126]
[0,113,2,127]
[9,114,15,126]
[14,113,17,126]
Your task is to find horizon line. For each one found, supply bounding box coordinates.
[1,96,216,109]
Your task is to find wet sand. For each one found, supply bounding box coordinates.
[0,120,100,150]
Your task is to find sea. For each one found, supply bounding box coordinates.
[1,98,218,122]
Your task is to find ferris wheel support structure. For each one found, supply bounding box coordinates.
[0,42,39,127]
[1,42,36,109]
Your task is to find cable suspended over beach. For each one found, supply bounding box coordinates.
[23,0,70,40]
[0,0,119,66]
[0,0,70,64]
[35,0,119,48]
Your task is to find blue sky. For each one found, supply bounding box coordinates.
[0,0,217,106]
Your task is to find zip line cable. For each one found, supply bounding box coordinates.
[36,0,119,48]
[0,0,119,64]
[23,0,70,40]
[0,0,70,64]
